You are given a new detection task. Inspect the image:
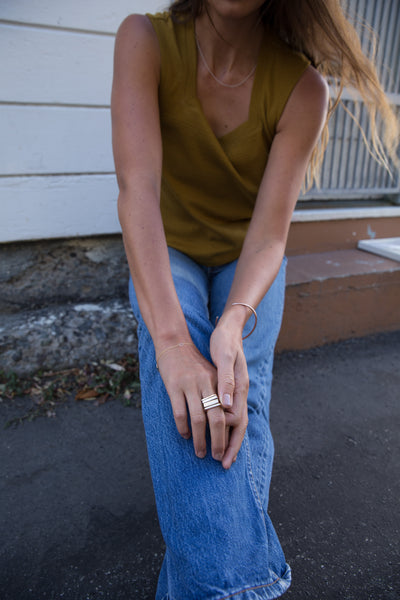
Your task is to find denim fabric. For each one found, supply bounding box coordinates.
[129,247,290,600]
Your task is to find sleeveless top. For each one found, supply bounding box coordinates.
[147,12,310,266]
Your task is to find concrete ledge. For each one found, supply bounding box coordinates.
[278,249,400,351]
[0,235,128,314]
[0,299,136,376]
[292,206,400,221]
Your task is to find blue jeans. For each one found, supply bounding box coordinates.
[129,248,290,600]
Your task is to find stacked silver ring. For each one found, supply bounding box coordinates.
[201,394,222,411]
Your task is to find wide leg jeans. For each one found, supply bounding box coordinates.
[129,248,290,600]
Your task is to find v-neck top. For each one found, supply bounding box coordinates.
[147,12,310,266]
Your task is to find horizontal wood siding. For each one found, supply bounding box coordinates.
[0,0,163,242]
[0,0,167,32]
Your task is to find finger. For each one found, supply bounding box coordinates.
[207,405,226,462]
[222,351,249,429]
[188,397,207,459]
[225,425,230,451]
[216,351,236,409]
[232,351,249,409]
[171,392,191,440]
[222,423,247,470]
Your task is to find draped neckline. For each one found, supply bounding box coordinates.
[188,19,267,143]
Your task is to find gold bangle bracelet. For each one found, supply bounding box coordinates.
[156,342,194,369]
[214,303,258,340]
[231,302,258,340]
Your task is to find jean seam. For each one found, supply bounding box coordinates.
[244,436,267,527]
[254,357,270,501]
[217,574,283,599]
[160,573,284,600]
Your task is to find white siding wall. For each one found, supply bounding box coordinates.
[0,0,166,242]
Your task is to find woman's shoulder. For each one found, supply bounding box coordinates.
[289,65,329,115]
[276,64,329,139]
[115,13,160,49]
[253,26,328,136]
[116,11,187,55]
[116,11,181,38]
[113,14,162,82]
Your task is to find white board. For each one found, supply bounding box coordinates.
[0,106,113,175]
[0,175,120,242]
[358,237,400,262]
[0,24,114,105]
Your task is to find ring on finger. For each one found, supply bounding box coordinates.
[201,394,222,412]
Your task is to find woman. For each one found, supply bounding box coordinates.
[111,1,398,598]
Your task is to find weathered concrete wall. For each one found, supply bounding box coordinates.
[0,236,137,375]
[1,235,128,313]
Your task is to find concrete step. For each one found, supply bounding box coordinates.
[278,249,400,351]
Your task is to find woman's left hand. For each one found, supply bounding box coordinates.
[209,309,250,470]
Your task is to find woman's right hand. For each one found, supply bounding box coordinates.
[156,343,227,464]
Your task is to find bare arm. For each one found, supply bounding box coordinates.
[112,15,226,462]
[226,66,328,312]
[112,15,189,348]
[210,66,329,467]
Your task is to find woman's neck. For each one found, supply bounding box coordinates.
[194,7,264,79]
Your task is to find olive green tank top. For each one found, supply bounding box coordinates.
[147,12,310,266]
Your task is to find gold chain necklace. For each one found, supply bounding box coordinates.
[195,36,257,89]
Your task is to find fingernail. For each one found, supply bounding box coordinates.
[197,450,206,459]
[214,453,223,461]
[223,394,232,407]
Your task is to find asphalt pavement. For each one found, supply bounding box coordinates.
[1,331,399,600]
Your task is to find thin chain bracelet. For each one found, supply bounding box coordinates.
[156,342,194,369]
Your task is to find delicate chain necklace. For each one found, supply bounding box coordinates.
[195,36,257,89]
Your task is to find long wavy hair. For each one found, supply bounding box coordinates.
[169,0,399,188]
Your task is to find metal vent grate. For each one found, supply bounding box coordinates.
[302,0,400,203]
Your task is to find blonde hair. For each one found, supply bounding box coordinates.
[170,0,400,187]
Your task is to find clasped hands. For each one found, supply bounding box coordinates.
[156,323,249,470]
